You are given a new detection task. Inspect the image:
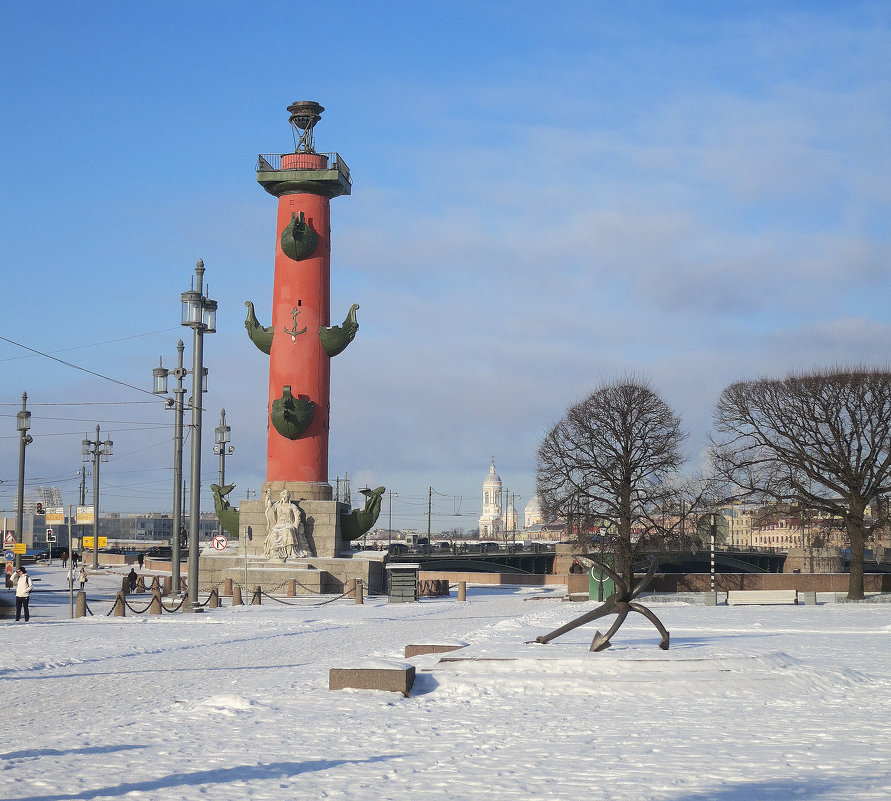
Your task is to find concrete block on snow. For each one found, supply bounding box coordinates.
[329,660,415,696]
[404,643,466,658]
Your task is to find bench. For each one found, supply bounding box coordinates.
[726,589,799,606]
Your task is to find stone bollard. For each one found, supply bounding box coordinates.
[162,576,172,596]
[458,581,467,601]
[346,578,356,597]
[113,591,126,617]
[136,576,146,593]
[232,584,243,606]
[75,590,87,618]
[287,579,296,597]
[355,579,364,605]
[149,589,162,615]
[121,576,130,595]
[207,587,219,608]
[252,586,262,605]
[223,578,233,597]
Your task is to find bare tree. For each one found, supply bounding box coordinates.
[536,378,697,588]
[711,367,891,599]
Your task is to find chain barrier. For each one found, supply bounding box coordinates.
[161,596,186,613]
[123,597,154,614]
[79,580,365,617]
[310,588,358,606]
[259,590,302,606]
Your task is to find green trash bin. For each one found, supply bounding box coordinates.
[588,554,616,602]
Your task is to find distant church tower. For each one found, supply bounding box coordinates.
[478,458,503,538]
[480,457,503,538]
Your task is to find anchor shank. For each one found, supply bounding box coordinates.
[535,597,618,644]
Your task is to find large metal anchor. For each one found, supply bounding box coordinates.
[532,555,670,652]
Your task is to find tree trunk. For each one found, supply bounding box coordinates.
[619,485,634,590]
[846,519,866,600]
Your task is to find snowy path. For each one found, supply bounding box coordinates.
[2,564,890,800]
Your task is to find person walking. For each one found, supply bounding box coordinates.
[61,551,68,569]
[78,566,87,591]
[14,566,33,622]
[127,567,138,593]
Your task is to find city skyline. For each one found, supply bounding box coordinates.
[1,2,889,531]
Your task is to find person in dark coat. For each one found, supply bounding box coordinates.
[127,567,138,593]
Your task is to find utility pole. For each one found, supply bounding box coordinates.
[388,490,398,547]
[213,408,234,538]
[152,339,187,593]
[81,425,112,570]
[427,486,432,542]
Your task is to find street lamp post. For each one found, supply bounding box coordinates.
[153,339,188,593]
[15,393,32,571]
[213,409,235,537]
[81,425,113,570]
[180,259,216,610]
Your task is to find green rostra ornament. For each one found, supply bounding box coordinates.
[244,300,274,354]
[280,211,319,262]
[271,385,314,439]
[319,303,359,357]
[340,486,386,541]
[211,483,240,538]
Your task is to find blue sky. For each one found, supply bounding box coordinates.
[1,1,889,532]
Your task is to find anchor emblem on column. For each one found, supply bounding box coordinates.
[283,307,307,341]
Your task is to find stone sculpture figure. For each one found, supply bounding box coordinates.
[264,489,311,560]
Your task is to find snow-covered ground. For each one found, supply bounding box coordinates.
[3,563,890,801]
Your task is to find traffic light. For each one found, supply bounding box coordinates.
[36,502,43,515]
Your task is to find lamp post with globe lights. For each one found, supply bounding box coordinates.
[180,259,216,609]
[14,393,32,571]
[152,339,189,593]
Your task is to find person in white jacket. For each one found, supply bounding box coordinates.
[14,566,33,622]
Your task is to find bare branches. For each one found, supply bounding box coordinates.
[711,367,891,599]
[536,378,693,587]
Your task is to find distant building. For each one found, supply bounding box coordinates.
[0,509,220,553]
[524,495,543,529]
[99,512,218,544]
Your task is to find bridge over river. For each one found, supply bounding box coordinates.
[386,545,788,575]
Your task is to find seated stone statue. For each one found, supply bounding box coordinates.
[263,489,310,560]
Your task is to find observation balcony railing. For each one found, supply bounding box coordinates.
[257,152,351,186]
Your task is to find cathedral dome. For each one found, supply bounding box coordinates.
[483,459,502,488]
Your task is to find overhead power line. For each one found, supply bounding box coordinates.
[0,334,161,398]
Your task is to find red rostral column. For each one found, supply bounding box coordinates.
[255,102,352,499]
